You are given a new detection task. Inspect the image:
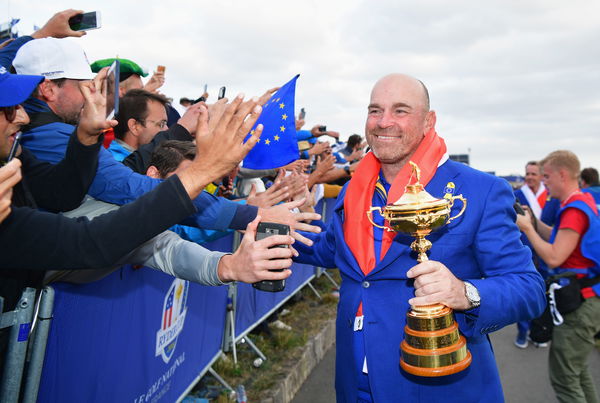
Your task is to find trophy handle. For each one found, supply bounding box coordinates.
[367,207,393,231]
[447,195,467,222]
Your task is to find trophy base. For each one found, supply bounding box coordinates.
[400,303,472,377]
[400,350,472,377]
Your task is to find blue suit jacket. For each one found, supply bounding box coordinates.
[296,160,546,403]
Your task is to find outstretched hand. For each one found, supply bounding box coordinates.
[77,67,118,145]
[143,70,166,93]
[177,94,263,200]
[259,198,322,246]
[246,169,290,208]
[217,216,295,283]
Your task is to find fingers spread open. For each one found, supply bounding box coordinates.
[291,230,313,246]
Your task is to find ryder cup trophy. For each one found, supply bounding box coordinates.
[367,162,471,377]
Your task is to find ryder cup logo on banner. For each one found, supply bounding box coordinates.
[155,279,189,364]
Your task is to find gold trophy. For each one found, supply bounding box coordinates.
[367,162,471,377]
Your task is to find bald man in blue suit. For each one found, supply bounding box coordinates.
[295,74,545,403]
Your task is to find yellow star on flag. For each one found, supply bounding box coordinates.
[274,135,280,141]
[280,126,285,132]
[265,139,271,145]
[282,114,288,120]
[279,103,285,109]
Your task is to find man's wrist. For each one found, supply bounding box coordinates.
[75,126,103,146]
[217,254,234,283]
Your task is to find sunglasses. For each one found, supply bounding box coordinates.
[1,105,18,122]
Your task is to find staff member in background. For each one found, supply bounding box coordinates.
[516,150,600,403]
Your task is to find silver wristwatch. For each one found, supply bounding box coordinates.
[464,281,481,309]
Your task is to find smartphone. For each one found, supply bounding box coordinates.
[318,125,327,132]
[299,107,306,120]
[513,203,525,215]
[253,222,290,292]
[7,132,21,162]
[218,86,226,100]
[156,65,166,74]
[222,175,230,189]
[190,84,209,104]
[105,60,120,119]
[68,11,101,32]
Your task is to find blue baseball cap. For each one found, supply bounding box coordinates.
[0,66,44,107]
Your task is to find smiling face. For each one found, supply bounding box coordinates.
[365,74,435,177]
[0,105,29,159]
[524,163,542,192]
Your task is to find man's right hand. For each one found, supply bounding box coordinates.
[0,159,22,224]
[258,199,321,246]
[308,142,330,156]
[31,9,86,39]
[177,102,205,135]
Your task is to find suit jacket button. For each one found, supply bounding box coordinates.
[362,281,370,288]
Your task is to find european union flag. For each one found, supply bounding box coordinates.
[243,75,300,169]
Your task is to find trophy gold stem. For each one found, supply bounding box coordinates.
[401,234,472,377]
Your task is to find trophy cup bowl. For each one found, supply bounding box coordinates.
[366,162,471,377]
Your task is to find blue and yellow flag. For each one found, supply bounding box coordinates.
[243,75,300,169]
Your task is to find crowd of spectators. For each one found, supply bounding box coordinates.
[1,9,598,403]
[0,8,365,374]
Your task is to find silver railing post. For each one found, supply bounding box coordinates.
[22,286,55,403]
[0,287,36,403]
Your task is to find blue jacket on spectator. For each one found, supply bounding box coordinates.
[2,35,257,232]
[106,142,234,244]
[107,139,133,162]
[20,98,254,231]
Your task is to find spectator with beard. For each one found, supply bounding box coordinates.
[4,34,320,246]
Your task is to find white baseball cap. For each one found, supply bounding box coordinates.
[13,38,94,80]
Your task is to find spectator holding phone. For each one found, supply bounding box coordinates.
[3,34,321,247]
[0,66,297,306]
[516,151,600,403]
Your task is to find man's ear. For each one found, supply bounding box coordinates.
[146,165,161,179]
[127,118,139,136]
[424,110,437,133]
[37,79,58,103]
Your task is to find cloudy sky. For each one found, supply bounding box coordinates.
[4,0,600,175]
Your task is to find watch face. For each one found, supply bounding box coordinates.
[466,283,480,303]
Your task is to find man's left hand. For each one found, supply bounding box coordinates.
[406,260,471,310]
